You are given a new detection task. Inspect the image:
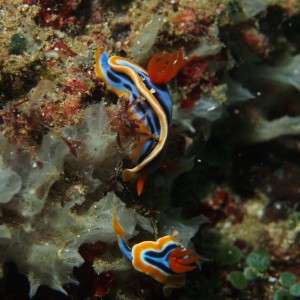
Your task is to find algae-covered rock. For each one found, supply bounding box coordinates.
[9,34,28,55]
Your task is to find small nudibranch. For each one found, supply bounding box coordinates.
[113,214,200,296]
[95,49,172,195]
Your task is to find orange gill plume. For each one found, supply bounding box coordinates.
[169,247,200,273]
[148,48,184,85]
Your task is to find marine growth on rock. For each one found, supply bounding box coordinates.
[0,0,299,299]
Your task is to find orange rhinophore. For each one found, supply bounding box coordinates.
[148,48,184,85]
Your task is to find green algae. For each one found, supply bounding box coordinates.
[279,272,297,288]
[288,212,300,229]
[228,271,247,290]
[243,266,260,281]
[274,288,292,300]
[216,245,243,266]
[9,34,28,55]
[290,284,300,297]
[246,250,270,272]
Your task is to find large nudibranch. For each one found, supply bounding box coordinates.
[113,214,200,296]
[95,49,172,195]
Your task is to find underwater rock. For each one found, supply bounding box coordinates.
[248,116,300,143]
[0,102,124,296]
[0,159,22,204]
[0,0,300,299]
[131,14,163,63]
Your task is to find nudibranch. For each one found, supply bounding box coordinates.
[113,214,200,296]
[95,49,173,195]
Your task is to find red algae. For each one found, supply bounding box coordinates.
[201,189,244,226]
[73,264,115,299]
[93,271,115,298]
[240,27,270,58]
[173,9,201,36]
[36,0,81,30]
[79,241,107,264]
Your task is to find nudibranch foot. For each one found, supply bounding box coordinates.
[113,214,133,262]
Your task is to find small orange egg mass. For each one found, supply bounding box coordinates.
[148,48,184,85]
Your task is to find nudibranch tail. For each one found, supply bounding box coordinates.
[148,48,184,85]
[113,213,125,238]
[95,49,172,195]
[136,172,148,196]
[113,213,133,262]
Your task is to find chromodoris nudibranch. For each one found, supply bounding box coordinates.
[95,49,172,195]
[113,214,200,296]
